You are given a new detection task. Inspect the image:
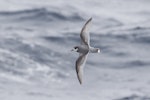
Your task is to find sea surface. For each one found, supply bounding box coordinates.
[0,0,150,100]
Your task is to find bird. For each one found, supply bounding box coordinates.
[71,18,100,84]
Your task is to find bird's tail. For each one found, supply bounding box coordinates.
[89,47,100,53]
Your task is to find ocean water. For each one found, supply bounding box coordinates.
[0,0,150,100]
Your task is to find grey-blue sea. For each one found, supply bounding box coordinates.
[0,0,150,100]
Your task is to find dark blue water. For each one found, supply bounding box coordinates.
[0,0,150,100]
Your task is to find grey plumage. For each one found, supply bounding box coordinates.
[72,18,100,84]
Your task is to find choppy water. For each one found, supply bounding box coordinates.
[0,0,150,100]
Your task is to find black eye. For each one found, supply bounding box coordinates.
[74,47,77,49]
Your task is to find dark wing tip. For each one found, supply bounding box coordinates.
[89,17,92,21]
[76,63,83,85]
[77,73,82,85]
[86,17,92,24]
[83,18,92,27]
[79,80,82,85]
[76,70,83,85]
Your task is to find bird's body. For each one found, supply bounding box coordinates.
[75,45,100,54]
[72,18,100,84]
[74,45,89,54]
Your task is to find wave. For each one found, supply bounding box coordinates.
[0,8,83,22]
[116,94,150,100]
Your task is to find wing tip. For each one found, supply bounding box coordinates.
[89,17,92,21]
[87,17,92,23]
[79,81,82,85]
[77,72,82,85]
[78,76,82,85]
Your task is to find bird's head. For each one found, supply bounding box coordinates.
[71,46,79,52]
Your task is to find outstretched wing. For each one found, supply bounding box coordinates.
[80,18,92,45]
[76,53,88,84]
